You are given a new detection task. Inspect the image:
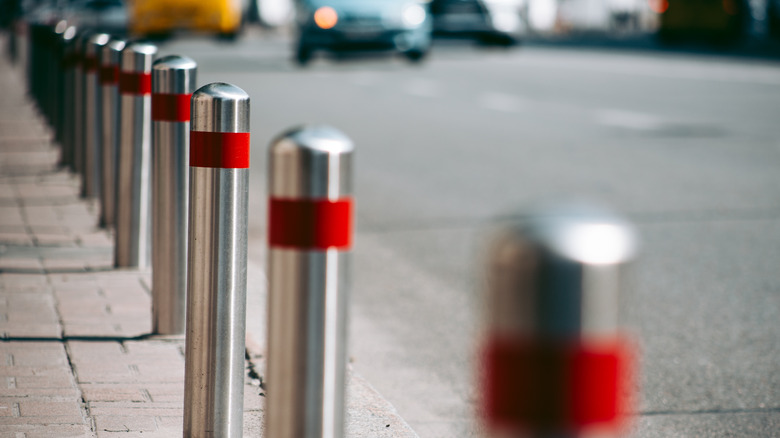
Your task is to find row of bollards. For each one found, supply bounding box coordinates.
[14,18,638,438]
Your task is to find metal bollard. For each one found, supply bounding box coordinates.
[26,21,43,109]
[479,202,637,437]
[266,125,355,438]
[83,33,110,200]
[72,32,91,176]
[183,82,250,438]
[115,42,157,268]
[45,21,67,133]
[99,38,126,228]
[53,21,71,147]
[151,55,197,335]
[59,25,78,170]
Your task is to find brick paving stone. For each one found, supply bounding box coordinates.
[34,234,78,246]
[0,365,71,377]
[1,424,93,437]
[0,206,25,226]
[88,403,182,417]
[0,258,43,272]
[93,415,157,433]
[0,400,13,417]
[78,232,113,248]
[0,343,69,365]
[0,232,31,246]
[15,374,77,389]
[0,274,47,289]
[79,385,148,403]
[18,400,83,419]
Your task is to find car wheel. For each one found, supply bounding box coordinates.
[479,32,517,47]
[403,49,427,63]
[296,45,313,66]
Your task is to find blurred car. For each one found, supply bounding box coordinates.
[429,0,524,45]
[61,0,128,35]
[128,0,243,40]
[656,0,750,44]
[294,0,433,65]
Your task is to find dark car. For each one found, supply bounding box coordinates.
[62,0,127,35]
[294,0,433,65]
[430,0,523,45]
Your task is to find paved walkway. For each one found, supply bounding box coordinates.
[0,30,415,437]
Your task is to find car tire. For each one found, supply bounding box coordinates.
[403,49,427,63]
[479,32,517,47]
[296,45,313,66]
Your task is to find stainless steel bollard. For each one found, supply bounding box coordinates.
[183,82,250,438]
[479,202,637,437]
[72,32,90,177]
[49,21,68,138]
[59,25,78,170]
[151,55,197,335]
[83,33,110,200]
[266,125,355,438]
[115,42,157,268]
[99,38,126,228]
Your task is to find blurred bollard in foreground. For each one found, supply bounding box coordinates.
[266,125,355,438]
[115,42,156,268]
[99,38,126,228]
[480,202,637,438]
[183,82,250,438]
[151,55,197,335]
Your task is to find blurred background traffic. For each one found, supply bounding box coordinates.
[3,0,779,59]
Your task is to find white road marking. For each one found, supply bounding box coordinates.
[499,51,780,85]
[595,109,666,130]
[478,92,526,112]
[402,79,442,97]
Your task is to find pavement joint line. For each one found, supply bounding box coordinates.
[640,406,780,416]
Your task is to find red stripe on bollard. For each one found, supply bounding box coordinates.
[100,65,118,84]
[268,198,353,250]
[152,93,192,122]
[119,72,152,95]
[483,337,632,433]
[189,131,250,168]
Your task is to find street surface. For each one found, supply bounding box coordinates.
[159,29,780,437]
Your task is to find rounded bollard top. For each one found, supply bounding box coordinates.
[269,125,354,199]
[101,39,126,66]
[153,55,197,95]
[120,42,158,73]
[54,20,68,35]
[62,26,77,43]
[484,201,638,337]
[191,82,250,133]
[85,33,110,56]
[507,201,638,266]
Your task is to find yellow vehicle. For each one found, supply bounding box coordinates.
[128,0,244,38]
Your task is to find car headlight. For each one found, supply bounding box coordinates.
[314,6,338,29]
[401,3,426,28]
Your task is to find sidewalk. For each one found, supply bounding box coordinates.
[0,31,416,437]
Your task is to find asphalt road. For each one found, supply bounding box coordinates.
[159,29,780,437]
